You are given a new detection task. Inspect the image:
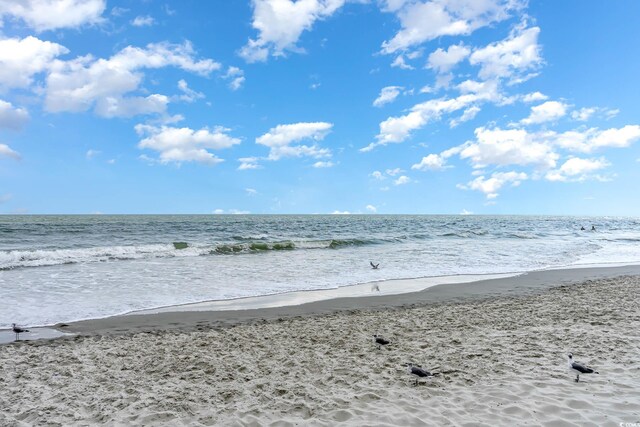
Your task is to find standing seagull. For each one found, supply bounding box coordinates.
[373,334,390,350]
[12,323,29,341]
[406,363,436,385]
[370,261,379,269]
[567,353,599,382]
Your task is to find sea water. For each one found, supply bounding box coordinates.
[1,215,639,328]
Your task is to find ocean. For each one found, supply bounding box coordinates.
[2,215,640,328]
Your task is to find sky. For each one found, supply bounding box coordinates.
[1,0,640,215]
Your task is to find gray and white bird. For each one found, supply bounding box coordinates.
[406,363,436,385]
[370,261,379,269]
[567,353,599,382]
[373,334,390,349]
[12,323,29,341]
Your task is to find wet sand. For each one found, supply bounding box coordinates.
[1,267,639,426]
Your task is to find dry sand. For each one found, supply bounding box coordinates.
[1,274,639,426]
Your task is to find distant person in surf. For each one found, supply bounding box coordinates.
[591,225,596,231]
[580,226,585,230]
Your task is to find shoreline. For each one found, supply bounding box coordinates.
[55,263,640,337]
[2,271,639,425]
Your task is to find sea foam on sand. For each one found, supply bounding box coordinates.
[1,276,639,426]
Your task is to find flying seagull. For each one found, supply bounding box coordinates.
[12,323,30,341]
[373,334,390,349]
[406,363,436,385]
[567,353,599,382]
[370,261,379,269]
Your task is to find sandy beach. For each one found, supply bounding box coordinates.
[1,270,639,426]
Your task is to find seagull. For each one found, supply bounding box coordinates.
[567,353,599,382]
[373,334,390,350]
[370,261,379,269]
[12,323,30,341]
[406,363,436,385]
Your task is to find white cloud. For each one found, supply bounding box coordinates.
[449,105,481,127]
[521,100,568,125]
[0,36,68,91]
[135,124,241,165]
[381,0,523,54]
[214,209,250,214]
[469,26,542,82]
[313,160,334,168]
[224,66,245,91]
[427,43,470,73]
[45,41,219,117]
[545,157,610,182]
[366,204,377,213]
[460,127,558,169]
[391,55,414,70]
[256,122,333,160]
[131,15,155,27]
[373,86,403,107]
[331,210,351,215]
[371,170,385,180]
[246,188,258,196]
[0,193,12,203]
[239,0,347,62]
[571,107,596,122]
[521,91,548,103]
[385,167,403,176]
[0,99,29,130]
[86,149,100,159]
[460,171,527,199]
[554,125,640,153]
[365,80,501,150]
[0,0,106,31]
[0,143,21,160]
[411,153,447,171]
[460,208,473,215]
[394,175,411,185]
[238,157,261,170]
[176,79,204,103]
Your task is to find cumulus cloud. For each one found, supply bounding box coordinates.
[0,36,68,91]
[521,91,548,103]
[521,100,568,125]
[176,79,204,103]
[449,105,481,127]
[391,55,414,70]
[365,80,501,150]
[238,157,261,170]
[460,127,558,169]
[86,149,100,159]
[381,0,523,54]
[459,170,527,199]
[0,0,106,31]
[45,41,219,117]
[553,125,640,153]
[545,157,610,182]
[411,153,447,171]
[135,124,241,165]
[239,0,347,62]
[366,204,377,213]
[469,26,542,82]
[131,15,155,27]
[256,122,333,160]
[0,100,29,130]
[371,170,385,180]
[0,143,21,160]
[373,86,403,107]
[427,43,470,74]
[313,160,334,168]
[394,175,411,185]
[224,66,245,91]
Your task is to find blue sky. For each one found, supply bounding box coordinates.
[1,0,639,215]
